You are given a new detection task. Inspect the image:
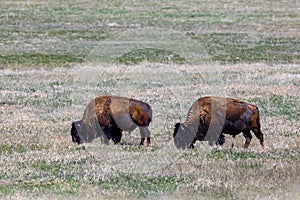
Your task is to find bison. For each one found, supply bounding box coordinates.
[173,96,264,149]
[71,95,152,146]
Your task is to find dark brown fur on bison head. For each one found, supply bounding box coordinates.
[71,121,102,144]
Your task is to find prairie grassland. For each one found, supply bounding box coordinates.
[1,0,300,67]
[0,63,299,199]
[0,0,300,199]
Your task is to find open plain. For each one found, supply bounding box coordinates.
[0,0,299,199]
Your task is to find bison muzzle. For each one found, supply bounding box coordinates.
[71,95,152,146]
[173,96,264,149]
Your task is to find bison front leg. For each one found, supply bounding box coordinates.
[189,138,197,148]
[103,129,112,144]
[111,127,122,144]
[111,132,122,144]
[216,134,225,145]
[139,126,150,146]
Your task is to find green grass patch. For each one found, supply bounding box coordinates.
[0,144,50,154]
[120,144,160,153]
[213,187,236,199]
[207,148,299,161]
[268,95,299,119]
[115,48,187,65]
[0,177,81,196]
[1,158,89,196]
[208,149,263,160]
[0,144,14,154]
[32,160,62,173]
[164,12,225,19]
[1,0,299,67]
[0,54,85,67]
[98,174,185,198]
[95,8,130,15]
[193,33,300,64]
[250,95,300,120]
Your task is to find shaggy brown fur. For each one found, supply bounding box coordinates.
[71,95,152,146]
[173,96,264,149]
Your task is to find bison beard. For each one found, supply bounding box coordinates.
[173,96,264,149]
[71,96,152,146]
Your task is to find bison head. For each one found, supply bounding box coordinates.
[71,121,84,144]
[71,121,98,144]
[173,123,195,149]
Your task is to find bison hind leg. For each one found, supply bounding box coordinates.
[243,130,252,148]
[139,126,150,146]
[252,128,264,148]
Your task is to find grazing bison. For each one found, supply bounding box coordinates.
[173,96,264,149]
[71,95,152,146]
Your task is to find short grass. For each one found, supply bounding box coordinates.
[194,34,300,64]
[0,0,300,199]
[1,0,299,68]
[0,54,85,67]
[1,63,299,199]
[116,48,187,65]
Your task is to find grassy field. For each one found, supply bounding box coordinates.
[0,0,300,199]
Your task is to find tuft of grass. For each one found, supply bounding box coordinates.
[32,160,63,173]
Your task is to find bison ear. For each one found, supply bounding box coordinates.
[173,123,181,137]
[71,122,77,132]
